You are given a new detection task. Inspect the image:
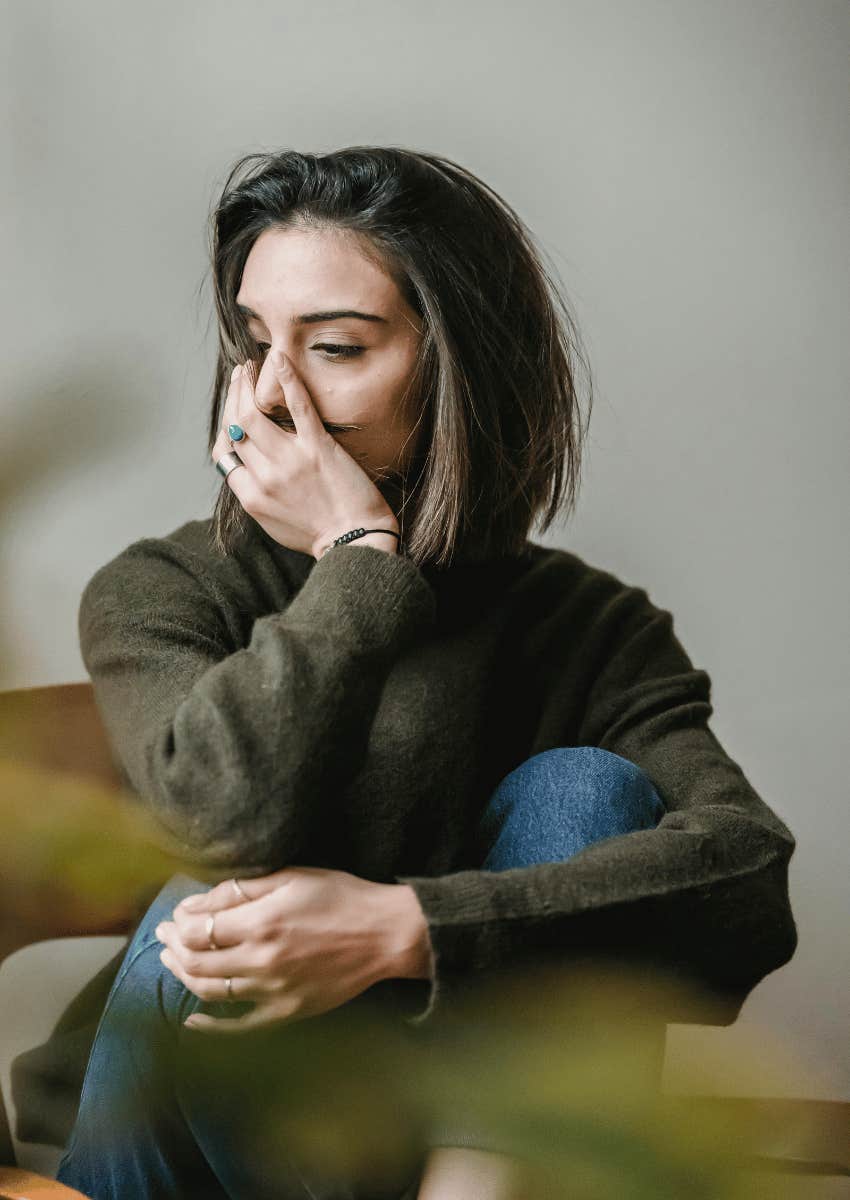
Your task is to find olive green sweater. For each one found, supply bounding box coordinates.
[77,517,797,1027]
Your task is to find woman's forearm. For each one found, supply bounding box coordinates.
[80,535,435,872]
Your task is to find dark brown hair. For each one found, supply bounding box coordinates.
[202,145,593,568]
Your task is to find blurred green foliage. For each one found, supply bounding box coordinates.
[0,748,817,1198]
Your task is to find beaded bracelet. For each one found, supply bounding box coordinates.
[319,527,402,558]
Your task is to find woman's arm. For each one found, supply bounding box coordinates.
[393,583,798,1027]
[79,523,436,873]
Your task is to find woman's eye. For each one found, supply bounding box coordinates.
[255,342,363,361]
[314,343,364,360]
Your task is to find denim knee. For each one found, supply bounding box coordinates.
[533,746,665,829]
[475,745,666,870]
[106,874,213,1018]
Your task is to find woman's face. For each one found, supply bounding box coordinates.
[235,223,426,518]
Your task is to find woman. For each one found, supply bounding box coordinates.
[55,146,797,1199]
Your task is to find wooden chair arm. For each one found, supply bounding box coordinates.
[0,1167,88,1198]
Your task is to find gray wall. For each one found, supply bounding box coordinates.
[2,0,848,1156]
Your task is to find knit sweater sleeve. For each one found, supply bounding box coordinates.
[394,581,798,1028]
[78,536,436,873]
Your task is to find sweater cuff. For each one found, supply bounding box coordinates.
[284,542,436,651]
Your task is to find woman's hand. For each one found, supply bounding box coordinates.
[154,866,428,1032]
[211,348,399,559]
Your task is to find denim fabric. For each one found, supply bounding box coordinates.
[55,747,665,1200]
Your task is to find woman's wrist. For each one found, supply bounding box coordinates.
[343,530,399,555]
[372,883,433,982]
[314,522,401,559]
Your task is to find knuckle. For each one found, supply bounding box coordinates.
[179,924,203,950]
[256,915,277,942]
[255,943,278,972]
[238,479,260,512]
[251,461,273,493]
[235,404,254,429]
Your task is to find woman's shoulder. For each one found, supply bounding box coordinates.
[520,539,662,614]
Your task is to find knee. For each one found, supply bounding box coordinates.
[499,746,666,832]
[110,875,212,1013]
[133,874,212,944]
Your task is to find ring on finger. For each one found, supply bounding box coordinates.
[206,913,218,951]
[230,878,250,903]
[227,423,246,446]
[225,976,233,1001]
[215,451,244,480]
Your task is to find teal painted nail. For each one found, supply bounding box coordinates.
[228,424,245,442]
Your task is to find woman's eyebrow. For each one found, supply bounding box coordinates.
[236,302,388,326]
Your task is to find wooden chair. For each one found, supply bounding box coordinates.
[1,683,848,1189]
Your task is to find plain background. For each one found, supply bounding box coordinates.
[1,0,848,1171]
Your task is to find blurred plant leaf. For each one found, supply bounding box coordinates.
[0,699,824,1199]
[0,757,203,957]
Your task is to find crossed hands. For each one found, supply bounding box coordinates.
[154,866,414,1033]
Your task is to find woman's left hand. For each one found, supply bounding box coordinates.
[154,866,422,1032]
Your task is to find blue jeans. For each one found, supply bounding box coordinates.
[56,747,665,1200]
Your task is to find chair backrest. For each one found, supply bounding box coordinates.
[0,682,124,792]
[1,681,146,954]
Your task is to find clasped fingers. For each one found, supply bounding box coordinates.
[155,897,288,976]
[158,946,266,1005]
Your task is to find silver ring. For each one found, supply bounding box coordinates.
[215,451,245,480]
[231,878,249,903]
[206,913,218,951]
[225,976,233,1001]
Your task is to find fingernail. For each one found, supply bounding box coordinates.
[154,923,164,940]
[179,896,201,910]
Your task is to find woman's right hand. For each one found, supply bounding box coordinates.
[211,347,399,558]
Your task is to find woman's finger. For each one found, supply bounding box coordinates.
[221,365,267,467]
[212,362,275,481]
[175,876,261,917]
[214,364,299,506]
[166,888,283,952]
[159,947,263,1002]
[211,366,258,504]
[157,908,242,954]
[155,926,260,977]
[267,347,328,444]
[184,997,301,1033]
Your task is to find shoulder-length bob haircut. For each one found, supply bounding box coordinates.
[204,145,593,569]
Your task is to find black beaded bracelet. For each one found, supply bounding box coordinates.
[319,527,402,558]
